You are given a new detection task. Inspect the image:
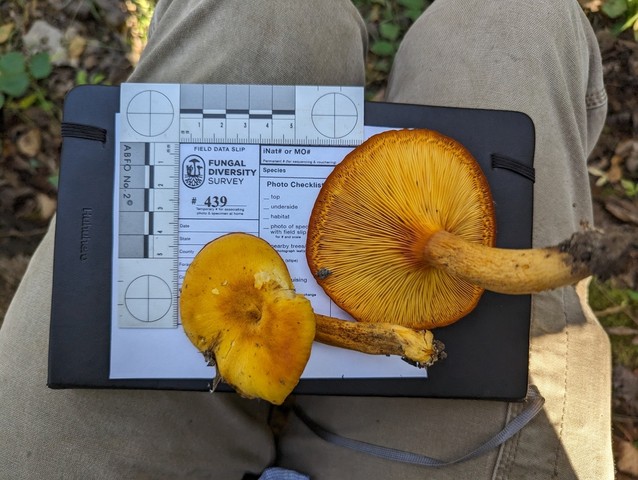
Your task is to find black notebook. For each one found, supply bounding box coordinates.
[48,84,535,400]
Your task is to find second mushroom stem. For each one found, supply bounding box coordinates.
[314,314,444,367]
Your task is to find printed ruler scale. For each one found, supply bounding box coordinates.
[115,83,364,331]
[117,141,180,327]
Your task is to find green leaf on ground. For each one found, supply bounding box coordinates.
[0,51,26,75]
[0,71,29,97]
[379,22,401,41]
[398,0,427,10]
[603,0,629,18]
[370,40,396,57]
[28,52,52,80]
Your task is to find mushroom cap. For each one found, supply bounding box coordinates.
[180,232,316,405]
[306,129,496,329]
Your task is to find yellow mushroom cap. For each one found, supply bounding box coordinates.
[180,232,316,405]
[306,129,496,329]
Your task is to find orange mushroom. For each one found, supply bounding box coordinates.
[180,233,316,405]
[306,128,636,329]
[180,232,443,405]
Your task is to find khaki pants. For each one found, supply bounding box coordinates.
[0,1,613,478]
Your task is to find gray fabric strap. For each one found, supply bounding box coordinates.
[293,385,544,468]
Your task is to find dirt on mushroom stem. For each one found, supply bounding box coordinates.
[558,225,638,284]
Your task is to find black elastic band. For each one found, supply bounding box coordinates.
[293,385,544,468]
[491,153,535,182]
[61,122,107,143]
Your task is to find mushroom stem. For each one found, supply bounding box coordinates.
[314,314,444,367]
[424,227,637,295]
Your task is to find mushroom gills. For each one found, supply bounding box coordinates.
[306,128,495,329]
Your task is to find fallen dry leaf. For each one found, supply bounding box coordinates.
[604,197,638,226]
[616,439,638,477]
[614,366,638,417]
[580,0,603,12]
[595,303,631,317]
[35,193,56,221]
[67,34,87,64]
[608,154,625,183]
[616,139,637,157]
[0,22,14,43]
[607,326,638,336]
[16,128,42,157]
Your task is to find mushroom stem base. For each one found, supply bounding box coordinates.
[314,314,444,368]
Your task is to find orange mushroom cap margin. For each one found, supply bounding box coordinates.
[180,232,316,405]
[306,129,496,329]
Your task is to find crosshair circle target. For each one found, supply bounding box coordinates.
[126,90,175,137]
[124,275,172,322]
[311,93,358,138]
